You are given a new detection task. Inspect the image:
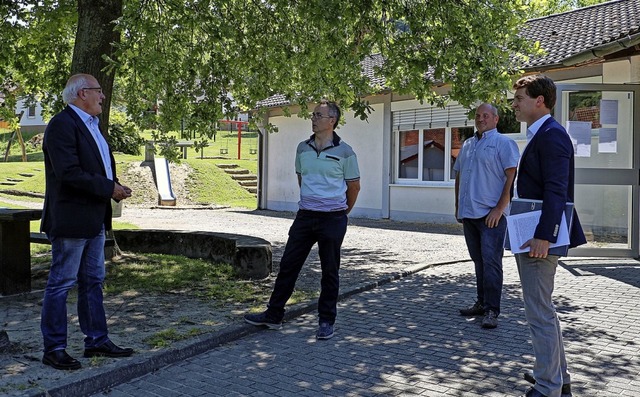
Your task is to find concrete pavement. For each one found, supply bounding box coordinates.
[91,256,640,397]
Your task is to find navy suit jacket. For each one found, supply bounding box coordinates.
[41,106,117,238]
[516,116,587,249]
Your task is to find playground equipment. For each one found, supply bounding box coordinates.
[153,157,176,206]
[218,119,249,160]
[143,142,177,206]
[2,111,27,162]
[220,137,229,155]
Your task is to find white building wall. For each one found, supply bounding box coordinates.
[342,103,385,218]
[603,59,632,84]
[16,98,47,133]
[263,103,385,218]
[264,114,308,212]
[389,185,456,223]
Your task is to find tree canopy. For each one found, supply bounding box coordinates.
[1,0,591,136]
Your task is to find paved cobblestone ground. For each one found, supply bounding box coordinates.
[3,204,639,396]
[93,256,640,397]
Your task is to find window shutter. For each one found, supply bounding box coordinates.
[393,104,470,130]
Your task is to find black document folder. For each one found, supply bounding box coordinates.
[504,198,574,256]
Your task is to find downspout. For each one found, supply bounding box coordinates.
[562,32,640,66]
[256,113,268,210]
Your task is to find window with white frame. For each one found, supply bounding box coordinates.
[27,105,36,118]
[394,105,474,184]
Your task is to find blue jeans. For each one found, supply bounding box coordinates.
[462,216,506,315]
[41,229,109,353]
[267,210,348,325]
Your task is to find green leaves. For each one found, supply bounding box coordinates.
[2,0,594,137]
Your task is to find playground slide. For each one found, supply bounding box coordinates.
[153,157,177,206]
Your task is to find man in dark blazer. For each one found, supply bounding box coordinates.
[512,75,586,397]
[40,74,134,370]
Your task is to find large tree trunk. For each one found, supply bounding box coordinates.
[71,0,122,136]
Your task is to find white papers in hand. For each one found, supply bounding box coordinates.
[506,210,570,254]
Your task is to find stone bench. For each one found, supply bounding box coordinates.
[112,229,272,279]
[7,229,270,296]
[30,232,116,247]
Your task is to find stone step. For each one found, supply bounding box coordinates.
[216,164,239,169]
[215,164,257,195]
[7,178,23,182]
[231,174,257,181]
[225,169,250,175]
[18,173,35,177]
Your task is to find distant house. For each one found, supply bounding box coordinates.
[16,98,47,134]
[0,96,47,134]
[256,0,640,257]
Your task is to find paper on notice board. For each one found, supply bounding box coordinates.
[600,99,618,124]
[506,210,570,254]
[598,127,617,153]
[567,121,592,157]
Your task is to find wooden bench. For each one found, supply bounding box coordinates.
[144,140,194,161]
[29,232,116,247]
[0,208,42,295]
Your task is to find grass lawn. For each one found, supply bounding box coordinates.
[0,130,260,251]
[0,130,258,209]
[0,162,46,194]
[185,158,257,208]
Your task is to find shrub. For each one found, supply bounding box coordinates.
[108,110,145,155]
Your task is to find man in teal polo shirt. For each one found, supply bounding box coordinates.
[245,100,360,340]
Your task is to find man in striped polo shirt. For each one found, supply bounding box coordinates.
[245,100,360,340]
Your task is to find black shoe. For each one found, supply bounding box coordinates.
[459,301,484,316]
[84,340,134,358]
[523,372,572,396]
[42,349,82,370]
[316,322,334,340]
[244,311,283,330]
[481,310,498,329]
[519,387,547,397]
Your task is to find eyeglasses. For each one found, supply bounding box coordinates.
[311,112,332,119]
[82,87,103,94]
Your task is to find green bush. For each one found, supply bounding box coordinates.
[108,110,145,155]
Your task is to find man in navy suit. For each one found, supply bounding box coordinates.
[40,74,134,370]
[512,75,586,397]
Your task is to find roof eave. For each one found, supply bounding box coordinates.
[561,31,640,67]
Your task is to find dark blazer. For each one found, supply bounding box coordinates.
[41,106,117,238]
[516,116,587,248]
